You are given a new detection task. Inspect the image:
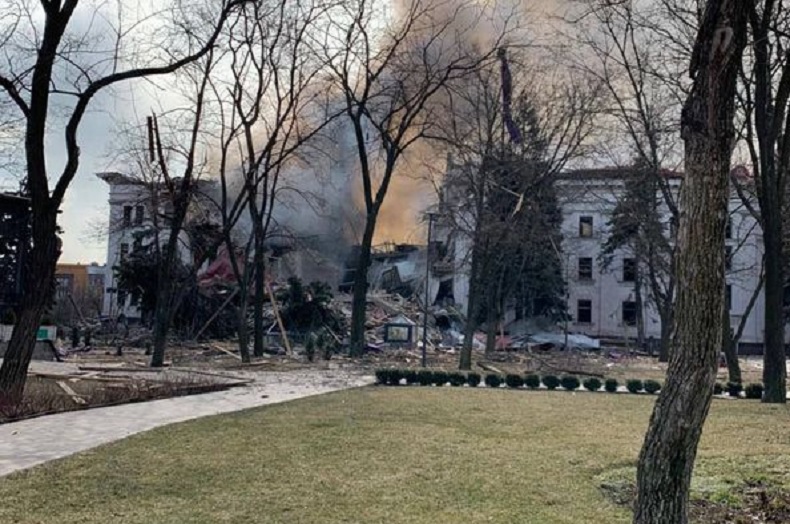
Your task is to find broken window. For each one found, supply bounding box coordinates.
[622,301,638,326]
[623,258,637,282]
[725,284,732,312]
[725,216,732,239]
[579,216,593,238]
[725,246,733,271]
[578,257,593,280]
[122,206,133,227]
[577,299,592,323]
[134,205,144,225]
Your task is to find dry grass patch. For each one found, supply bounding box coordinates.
[0,389,788,523]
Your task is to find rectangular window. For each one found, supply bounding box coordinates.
[623,258,637,282]
[579,216,593,238]
[725,284,732,311]
[578,257,593,280]
[122,206,133,227]
[120,243,129,261]
[622,301,638,326]
[577,299,592,323]
[725,216,732,239]
[725,246,733,271]
[134,205,144,225]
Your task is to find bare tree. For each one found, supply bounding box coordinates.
[0,0,251,404]
[321,0,514,356]
[210,0,339,362]
[429,53,598,369]
[735,0,790,403]
[571,0,692,361]
[634,1,748,522]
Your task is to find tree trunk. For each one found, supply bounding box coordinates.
[253,225,266,358]
[658,306,672,362]
[634,3,747,523]
[459,233,483,370]
[484,303,497,356]
[236,295,251,364]
[349,214,378,357]
[635,270,646,348]
[150,223,185,368]
[0,209,59,407]
[762,218,786,402]
[721,307,742,384]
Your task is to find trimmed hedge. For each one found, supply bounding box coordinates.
[726,381,743,398]
[561,375,580,391]
[604,378,619,393]
[403,369,418,385]
[583,377,602,392]
[448,372,466,387]
[542,375,560,390]
[626,379,644,394]
[467,372,481,388]
[713,382,724,395]
[432,371,449,387]
[525,374,541,390]
[505,374,525,389]
[485,374,503,388]
[744,383,763,400]
[417,370,433,386]
[643,380,662,395]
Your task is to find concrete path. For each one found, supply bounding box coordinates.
[0,368,373,477]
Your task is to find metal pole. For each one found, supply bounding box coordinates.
[422,213,435,368]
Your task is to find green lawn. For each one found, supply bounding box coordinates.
[1,388,789,523]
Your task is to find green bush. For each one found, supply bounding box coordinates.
[541,375,560,390]
[643,380,662,394]
[402,369,418,385]
[713,382,724,395]
[485,374,503,388]
[726,381,743,398]
[432,371,449,387]
[744,383,763,400]
[524,374,541,389]
[388,369,404,386]
[604,378,619,393]
[417,370,433,386]
[583,377,602,392]
[448,372,466,387]
[561,375,580,391]
[626,379,644,394]
[375,369,390,385]
[467,373,481,387]
[505,374,524,389]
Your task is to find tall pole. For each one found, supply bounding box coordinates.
[422,213,435,368]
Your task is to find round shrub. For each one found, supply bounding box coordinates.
[417,370,433,386]
[745,383,763,400]
[402,369,418,385]
[604,378,619,393]
[467,372,481,387]
[643,380,662,394]
[626,379,644,394]
[726,381,743,398]
[583,377,602,392]
[505,374,524,389]
[432,371,449,387]
[484,374,503,388]
[713,382,724,395]
[388,369,404,386]
[561,375,580,391]
[541,375,560,390]
[375,369,390,385]
[525,374,541,390]
[448,372,466,387]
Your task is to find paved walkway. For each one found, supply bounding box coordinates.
[0,368,373,477]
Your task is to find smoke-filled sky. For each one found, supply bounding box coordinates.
[0,0,570,265]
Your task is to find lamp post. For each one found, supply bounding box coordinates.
[422,212,438,368]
